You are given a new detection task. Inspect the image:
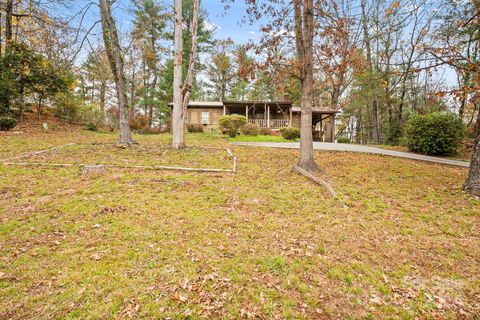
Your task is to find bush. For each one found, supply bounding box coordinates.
[337,137,350,144]
[129,115,149,131]
[241,123,259,136]
[0,117,17,131]
[259,127,273,135]
[219,115,247,138]
[84,122,97,131]
[187,124,204,133]
[280,127,300,140]
[142,127,161,135]
[53,93,82,124]
[406,112,466,156]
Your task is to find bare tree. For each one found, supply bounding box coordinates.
[99,0,135,146]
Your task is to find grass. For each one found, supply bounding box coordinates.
[1,129,479,319]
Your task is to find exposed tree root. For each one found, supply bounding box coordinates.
[293,165,347,209]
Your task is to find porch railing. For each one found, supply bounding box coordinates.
[248,119,289,128]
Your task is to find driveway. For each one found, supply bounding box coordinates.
[231,142,470,168]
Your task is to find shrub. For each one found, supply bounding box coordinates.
[219,115,247,137]
[337,137,350,144]
[187,124,204,133]
[241,123,259,136]
[406,112,466,156]
[280,127,300,140]
[0,117,17,131]
[84,122,97,131]
[53,93,83,124]
[142,127,161,135]
[129,115,149,131]
[259,127,273,136]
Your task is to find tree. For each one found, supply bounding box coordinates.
[172,0,200,149]
[464,0,480,196]
[226,0,318,171]
[30,56,75,120]
[132,0,166,127]
[99,0,135,146]
[206,39,235,101]
[294,0,318,171]
[83,48,112,115]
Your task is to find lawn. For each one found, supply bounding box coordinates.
[1,130,479,319]
[228,134,294,143]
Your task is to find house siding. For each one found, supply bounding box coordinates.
[187,108,224,129]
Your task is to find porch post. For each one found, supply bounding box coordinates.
[223,104,226,116]
[331,113,336,143]
[289,108,293,126]
[245,105,248,120]
[267,105,270,128]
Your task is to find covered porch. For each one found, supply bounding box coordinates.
[223,101,292,129]
[223,101,337,142]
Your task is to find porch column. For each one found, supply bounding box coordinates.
[289,108,293,126]
[245,105,248,120]
[331,113,336,143]
[267,105,270,128]
[223,104,226,116]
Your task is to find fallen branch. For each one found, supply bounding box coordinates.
[1,161,233,173]
[233,157,238,173]
[0,143,77,162]
[293,165,346,208]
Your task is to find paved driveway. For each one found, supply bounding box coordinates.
[231,142,470,168]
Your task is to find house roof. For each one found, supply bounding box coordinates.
[168,101,224,108]
[291,107,338,114]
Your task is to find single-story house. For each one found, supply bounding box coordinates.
[170,100,338,142]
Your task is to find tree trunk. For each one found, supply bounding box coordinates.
[294,0,318,172]
[172,0,185,149]
[5,0,13,46]
[99,0,135,146]
[464,0,480,196]
[182,0,199,117]
[37,97,42,120]
[465,111,480,196]
[99,80,106,114]
[19,86,25,123]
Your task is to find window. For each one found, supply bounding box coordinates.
[201,112,209,125]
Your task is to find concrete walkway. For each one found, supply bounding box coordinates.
[231,142,470,168]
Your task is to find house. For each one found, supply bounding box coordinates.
[171,100,338,142]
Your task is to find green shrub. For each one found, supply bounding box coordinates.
[280,127,300,140]
[241,123,259,136]
[259,127,272,135]
[187,124,204,133]
[84,122,97,131]
[219,115,247,138]
[406,112,466,156]
[0,117,17,131]
[337,137,350,144]
[53,93,82,124]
